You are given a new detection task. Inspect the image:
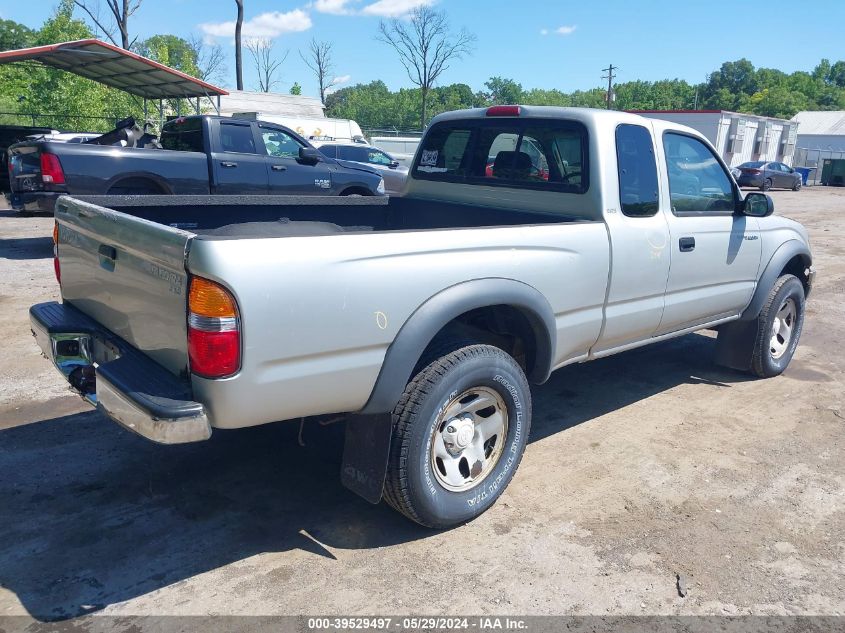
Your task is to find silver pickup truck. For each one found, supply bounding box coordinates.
[30,106,814,528]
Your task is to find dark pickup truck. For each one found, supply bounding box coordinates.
[7,115,385,212]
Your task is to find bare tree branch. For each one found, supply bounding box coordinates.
[300,38,334,104]
[246,38,287,93]
[188,34,227,84]
[376,6,475,128]
[72,1,118,46]
[73,0,142,49]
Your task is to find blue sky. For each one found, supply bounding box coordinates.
[5,0,845,99]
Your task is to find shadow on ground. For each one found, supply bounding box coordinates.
[0,237,53,260]
[0,332,753,620]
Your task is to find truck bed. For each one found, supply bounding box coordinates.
[74,195,583,238]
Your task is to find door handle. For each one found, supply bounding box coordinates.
[220,161,237,168]
[271,164,287,172]
[679,237,696,252]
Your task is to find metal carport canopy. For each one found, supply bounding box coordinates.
[0,39,228,100]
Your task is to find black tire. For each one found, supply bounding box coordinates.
[761,178,772,192]
[383,344,531,528]
[792,180,802,191]
[750,274,805,378]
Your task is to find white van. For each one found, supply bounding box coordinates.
[233,112,367,144]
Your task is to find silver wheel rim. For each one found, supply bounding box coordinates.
[430,386,509,492]
[770,297,797,359]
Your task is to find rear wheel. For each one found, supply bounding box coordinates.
[750,274,806,377]
[761,178,772,192]
[383,344,531,528]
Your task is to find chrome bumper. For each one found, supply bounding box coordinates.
[30,302,211,444]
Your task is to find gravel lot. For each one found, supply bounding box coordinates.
[0,189,843,620]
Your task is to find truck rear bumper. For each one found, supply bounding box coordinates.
[10,191,61,213]
[30,301,211,444]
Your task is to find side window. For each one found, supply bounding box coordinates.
[663,132,735,214]
[318,145,337,159]
[220,123,257,154]
[367,149,393,166]
[615,124,659,217]
[416,126,472,175]
[261,129,302,158]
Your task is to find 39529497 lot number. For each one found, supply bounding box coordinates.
[307,617,472,630]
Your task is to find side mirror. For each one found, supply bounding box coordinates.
[742,192,774,217]
[298,146,321,165]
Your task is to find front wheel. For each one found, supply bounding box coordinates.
[751,274,806,377]
[792,180,802,191]
[383,344,531,528]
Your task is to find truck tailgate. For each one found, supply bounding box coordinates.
[55,196,194,376]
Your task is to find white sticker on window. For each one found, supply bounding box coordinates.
[420,149,438,166]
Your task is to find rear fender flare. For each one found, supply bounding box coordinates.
[359,278,556,416]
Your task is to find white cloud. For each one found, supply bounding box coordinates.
[313,0,356,14]
[325,74,352,95]
[555,25,577,35]
[360,0,436,17]
[540,28,549,36]
[200,9,312,40]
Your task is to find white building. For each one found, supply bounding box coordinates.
[635,110,799,166]
[217,90,326,119]
[792,111,845,152]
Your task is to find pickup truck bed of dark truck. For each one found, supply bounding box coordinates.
[7,116,384,212]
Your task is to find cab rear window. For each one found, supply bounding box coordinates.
[413,119,588,194]
[160,118,205,153]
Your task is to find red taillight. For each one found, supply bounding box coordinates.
[52,222,61,285]
[743,168,761,174]
[40,153,65,185]
[187,276,240,378]
[486,105,521,117]
[188,329,240,377]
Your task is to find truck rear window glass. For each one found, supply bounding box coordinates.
[413,119,587,194]
[160,118,204,153]
[616,124,659,217]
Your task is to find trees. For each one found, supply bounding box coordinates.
[235,0,244,90]
[484,77,524,105]
[290,82,302,95]
[0,19,35,52]
[72,0,142,49]
[246,38,287,93]
[377,6,475,129]
[300,38,334,104]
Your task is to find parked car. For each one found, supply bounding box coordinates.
[735,161,802,191]
[315,142,408,195]
[368,136,421,167]
[31,106,813,529]
[7,115,384,212]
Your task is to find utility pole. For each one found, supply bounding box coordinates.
[602,64,617,109]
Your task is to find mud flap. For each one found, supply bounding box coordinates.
[340,413,393,504]
[714,319,759,372]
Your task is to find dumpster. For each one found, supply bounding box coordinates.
[821,159,845,186]
[793,167,816,185]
